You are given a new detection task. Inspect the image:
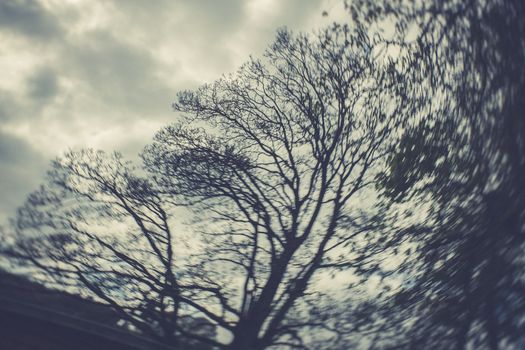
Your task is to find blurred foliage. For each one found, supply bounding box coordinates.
[348,0,525,348]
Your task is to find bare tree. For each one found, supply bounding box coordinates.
[3,150,208,347]
[5,24,405,350]
[7,150,178,339]
[142,25,403,350]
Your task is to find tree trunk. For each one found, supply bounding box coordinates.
[228,248,297,349]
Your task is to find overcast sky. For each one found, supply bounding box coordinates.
[0,0,347,223]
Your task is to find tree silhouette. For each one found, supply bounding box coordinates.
[5,25,405,349]
[347,0,525,348]
[4,150,197,346]
[143,25,404,350]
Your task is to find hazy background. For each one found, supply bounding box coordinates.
[0,0,346,223]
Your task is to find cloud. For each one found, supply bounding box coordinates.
[0,66,60,124]
[62,30,172,116]
[0,0,335,223]
[0,131,49,222]
[0,89,18,122]
[0,0,63,41]
[26,66,60,103]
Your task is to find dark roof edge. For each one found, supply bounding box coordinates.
[0,295,177,350]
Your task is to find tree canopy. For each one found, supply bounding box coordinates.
[348,0,525,348]
[5,24,406,350]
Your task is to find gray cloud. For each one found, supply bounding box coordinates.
[62,30,173,116]
[281,0,326,26]
[26,67,60,103]
[0,89,17,122]
[117,0,245,35]
[0,0,62,40]
[179,0,245,37]
[0,0,332,223]
[0,131,49,222]
[0,67,60,124]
